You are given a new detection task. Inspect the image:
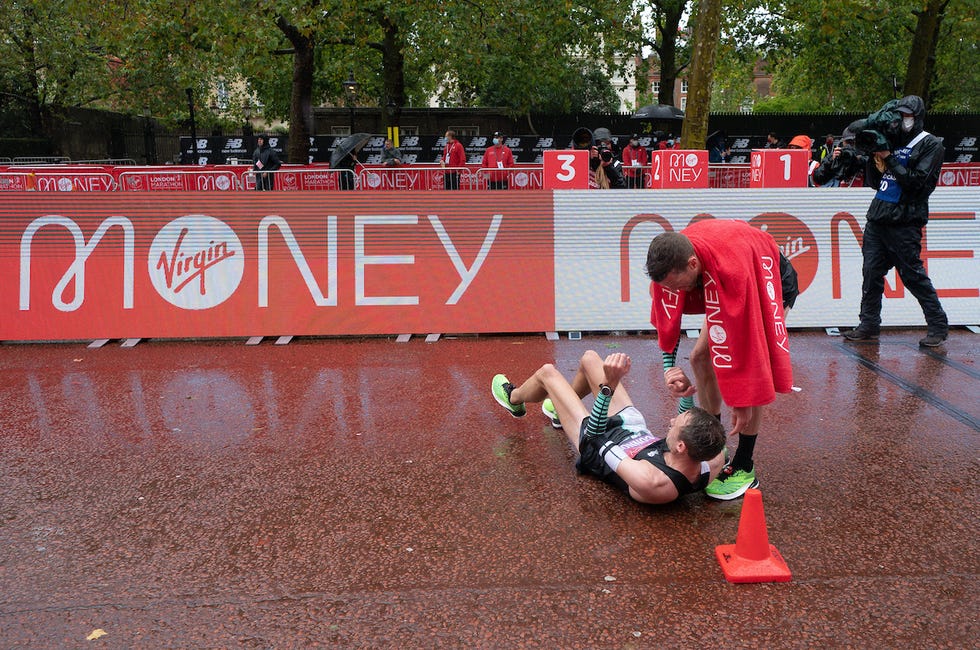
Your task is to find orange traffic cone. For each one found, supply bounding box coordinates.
[715,488,792,583]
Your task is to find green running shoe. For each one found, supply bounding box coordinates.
[542,398,562,429]
[705,465,759,501]
[492,374,525,418]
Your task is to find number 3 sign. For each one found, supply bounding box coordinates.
[543,150,590,189]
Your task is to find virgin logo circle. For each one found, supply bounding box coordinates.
[709,324,728,344]
[148,216,244,310]
[749,213,819,293]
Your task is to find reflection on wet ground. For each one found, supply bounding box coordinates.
[0,331,976,647]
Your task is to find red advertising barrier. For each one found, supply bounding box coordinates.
[118,168,242,191]
[273,166,346,191]
[750,149,811,188]
[0,169,117,192]
[2,162,978,193]
[648,150,709,189]
[473,167,544,190]
[937,164,980,187]
[542,151,590,189]
[1,192,555,340]
[359,166,473,191]
[708,164,753,189]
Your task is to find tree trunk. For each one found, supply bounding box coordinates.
[656,3,686,106]
[277,16,314,164]
[903,0,948,107]
[378,13,405,130]
[680,0,722,149]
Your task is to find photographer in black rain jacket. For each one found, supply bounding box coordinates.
[842,95,949,347]
[812,120,867,187]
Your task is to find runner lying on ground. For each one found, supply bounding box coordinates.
[491,350,727,505]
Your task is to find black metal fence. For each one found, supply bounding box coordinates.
[1,105,977,164]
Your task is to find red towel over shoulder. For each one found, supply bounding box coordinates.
[650,220,793,407]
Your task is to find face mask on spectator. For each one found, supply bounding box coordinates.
[902,116,915,132]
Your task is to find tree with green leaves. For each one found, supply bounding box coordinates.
[734,0,976,112]
[634,0,691,107]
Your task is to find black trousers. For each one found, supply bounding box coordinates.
[858,220,948,334]
[255,172,274,191]
[338,170,356,191]
[444,172,460,190]
[487,179,508,190]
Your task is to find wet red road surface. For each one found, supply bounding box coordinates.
[1,330,977,648]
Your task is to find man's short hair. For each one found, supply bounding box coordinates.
[645,232,694,282]
[679,407,726,462]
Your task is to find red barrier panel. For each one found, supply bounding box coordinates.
[118,169,242,191]
[0,172,117,192]
[0,173,32,191]
[937,164,980,187]
[357,166,478,191]
[272,167,348,191]
[709,164,753,189]
[1,192,555,340]
[473,167,544,190]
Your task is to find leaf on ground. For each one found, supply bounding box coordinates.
[86,629,107,641]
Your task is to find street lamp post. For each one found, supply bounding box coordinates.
[385,98,399,147]
[342,71,358,133]
[143,106,157,165]
[243,101,253,139]
[186,88,198,164]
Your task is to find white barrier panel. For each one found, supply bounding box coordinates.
[554,187,979,331]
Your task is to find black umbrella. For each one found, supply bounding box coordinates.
[330,132,373,167]
[632,104,685,121]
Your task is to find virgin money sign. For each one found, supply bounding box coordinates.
[0,172,117,192]
[553,188,979,331]
[648,150,709,189]
[1,192,555,340]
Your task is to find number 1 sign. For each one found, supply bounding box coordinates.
[749,149,810,188]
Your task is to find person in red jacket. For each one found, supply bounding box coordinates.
[481,131,515,190]
[621,134,648,189]
[440,130,467,190]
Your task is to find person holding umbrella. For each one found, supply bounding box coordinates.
[330,133,371,191]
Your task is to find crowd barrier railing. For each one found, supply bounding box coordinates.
[119,169,242,192]
[0,170,117,192]
[708,164,753,188]
[473,167,544,190]
[243,167,355,191]
[357,166,477,191]
[2,162,978,192]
